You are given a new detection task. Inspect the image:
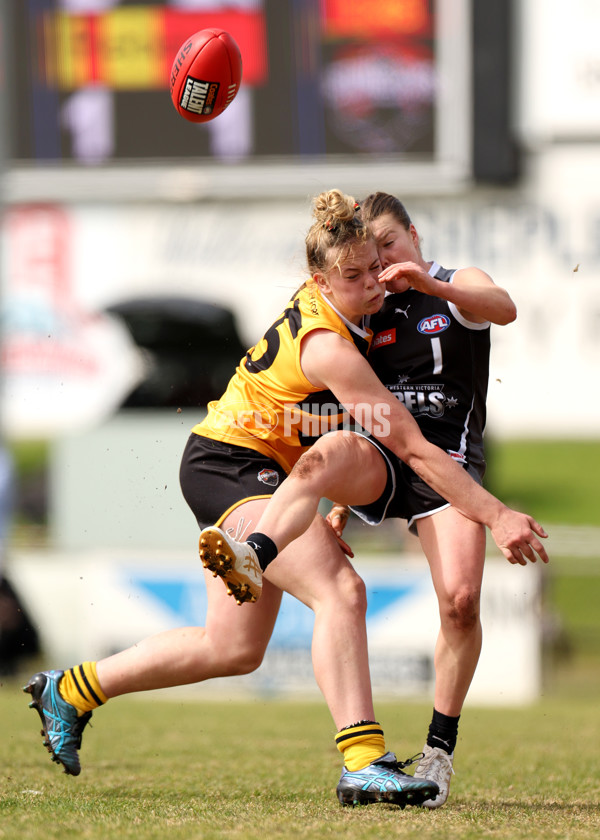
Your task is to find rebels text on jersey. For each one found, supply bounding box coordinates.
[368,262,490,471]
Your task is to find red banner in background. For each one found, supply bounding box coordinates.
[6,205,73,313]
[322,0,432,38]
[163,10,267,84]
[42,7,267,91]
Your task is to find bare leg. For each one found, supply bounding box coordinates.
[97,486,382,730]
[263,514,374,728]
[251,432,390,727]
[416,507,486,716]
[97,522,282,698]
[255,432,388,553]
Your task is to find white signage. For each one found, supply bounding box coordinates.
[0,205,144,438]
[519,0,600,138]
[10,550,542,706]
[3,183,600,438]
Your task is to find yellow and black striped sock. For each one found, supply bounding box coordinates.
[59,662,108,716]
[335,720,386,772]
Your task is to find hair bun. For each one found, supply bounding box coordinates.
[313,189,357,229]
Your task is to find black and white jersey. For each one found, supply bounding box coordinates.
[368,262,490,472]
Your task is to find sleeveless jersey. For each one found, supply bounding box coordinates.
[194,283,372,473]
[368,262,490,472]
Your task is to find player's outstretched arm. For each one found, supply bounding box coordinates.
[302,331,548,564]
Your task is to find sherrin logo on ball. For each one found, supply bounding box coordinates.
[170,28,243,123]
[417,314,451,335]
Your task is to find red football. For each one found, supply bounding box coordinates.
[169,29,243,123]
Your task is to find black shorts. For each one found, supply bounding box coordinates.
[179,433,288,530]
[351,434,485,534]
[347,433,410,526]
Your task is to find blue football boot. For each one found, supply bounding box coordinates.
[337,751,439,807]
[23,670,91,776]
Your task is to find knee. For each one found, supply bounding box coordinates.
[292,447,327,482]
[441,585,481,633]
[229,649,265,676]
[333,567,368,619]
[292,433,352,482]
[212,643,266,677]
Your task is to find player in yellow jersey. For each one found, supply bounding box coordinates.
[194,278,375,475]
[24,189,545,808]
[24,189,439,807]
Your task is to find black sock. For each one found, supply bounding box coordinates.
[427,708,460,754]
[246,532,279,572]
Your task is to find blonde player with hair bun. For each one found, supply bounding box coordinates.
[25,189,546,810]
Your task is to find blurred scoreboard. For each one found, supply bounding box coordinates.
[7,0,461,169]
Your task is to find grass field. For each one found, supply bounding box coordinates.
[1,684,599,840]
[484,438,600,526]
[2,439,599,838]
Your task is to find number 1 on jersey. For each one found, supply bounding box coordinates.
[431,337,443,375]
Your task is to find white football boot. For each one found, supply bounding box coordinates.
[413,744,455,808]
[199,526,263,604]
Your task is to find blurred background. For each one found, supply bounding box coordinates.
[0,0,598,701]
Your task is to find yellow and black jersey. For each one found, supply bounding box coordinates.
[194,283,372,473]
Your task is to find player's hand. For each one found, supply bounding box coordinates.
[489,508,549,566]
[326,504,354,558]
[378,261,439,295]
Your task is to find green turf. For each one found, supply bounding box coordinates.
[547,574,600,658]
[2,439,599,837]
[1,680,599,840]
[484,438,600,526]
[483,440,600,674]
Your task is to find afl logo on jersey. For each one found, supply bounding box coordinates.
[417,314,450,335]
